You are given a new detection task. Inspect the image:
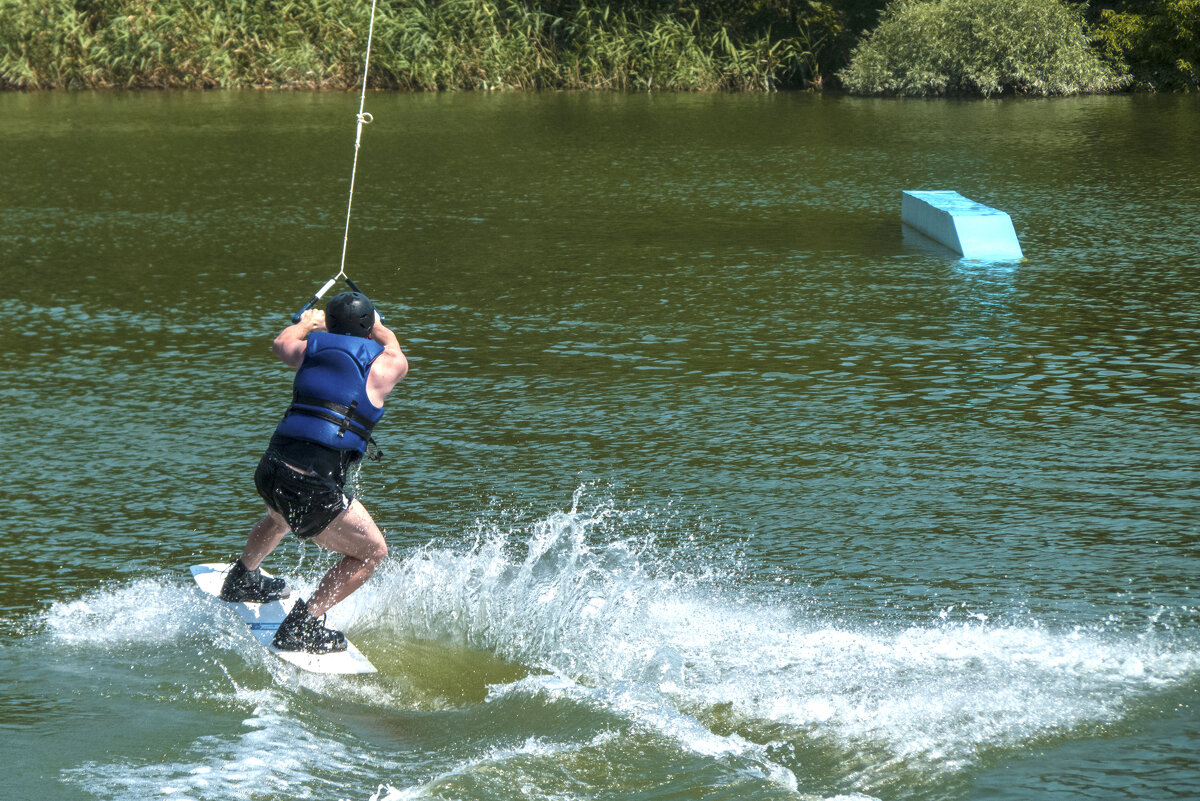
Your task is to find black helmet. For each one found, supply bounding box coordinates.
[325,291,376,338]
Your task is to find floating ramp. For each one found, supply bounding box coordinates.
[902,191,1023,260]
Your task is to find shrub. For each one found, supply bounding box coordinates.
[839,0,1129,96]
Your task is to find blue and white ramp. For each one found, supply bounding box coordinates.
[902,190,1023,260]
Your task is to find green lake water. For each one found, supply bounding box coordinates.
[1,90,1198,800]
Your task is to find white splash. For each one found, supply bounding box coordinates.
[355,490,1200,775]
[36,490,1200,798]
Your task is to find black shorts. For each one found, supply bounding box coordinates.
[254,451,349,539]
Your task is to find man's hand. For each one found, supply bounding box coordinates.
[301,308,326,331]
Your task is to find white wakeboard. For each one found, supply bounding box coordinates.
[190,563,376,675]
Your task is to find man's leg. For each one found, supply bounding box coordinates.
[239,509,290,570]
[306,500,388,617]
[221,508,291,603]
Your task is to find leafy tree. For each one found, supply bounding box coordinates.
[839,0,1129,95]
[1093,0,1199,90]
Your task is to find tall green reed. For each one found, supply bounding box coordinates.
[0,0,806,91]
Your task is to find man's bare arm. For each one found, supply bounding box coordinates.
[368,315,408,403]
[273,309,325,368]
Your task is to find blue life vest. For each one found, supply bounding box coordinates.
[274,332,386,455]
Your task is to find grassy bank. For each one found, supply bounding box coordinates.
[0,0,809,91]
[2,0,1194,93]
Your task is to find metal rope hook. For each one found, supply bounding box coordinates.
[292,0,380,323]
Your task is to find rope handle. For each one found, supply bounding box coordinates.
[289,0,381,325]
[336,0,379,278]
[291,278,339,324]
[290,276,384,324]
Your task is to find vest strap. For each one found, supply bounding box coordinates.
[289,393,378,436]
[283,405,372,441]
[284,393,379,444]
[337,400,359,438]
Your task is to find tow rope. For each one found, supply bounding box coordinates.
[292,0,381,324]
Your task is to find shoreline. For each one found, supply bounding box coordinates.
[2,0,1192,95]
[0,84,1173,97]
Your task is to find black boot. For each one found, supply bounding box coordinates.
[272,598,348,654]
[219,560,290,603]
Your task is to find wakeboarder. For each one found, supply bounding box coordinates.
[219,291,407,653]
